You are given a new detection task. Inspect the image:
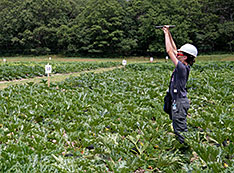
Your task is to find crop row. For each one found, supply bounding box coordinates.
[0,61,233,172]
[0,61,120,81]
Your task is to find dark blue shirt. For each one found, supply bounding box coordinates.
[169,61,190,99]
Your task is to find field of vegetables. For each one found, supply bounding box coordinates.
[0,60,233,172]
[0,61,120,81]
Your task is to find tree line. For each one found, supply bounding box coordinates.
[0,0,233,57]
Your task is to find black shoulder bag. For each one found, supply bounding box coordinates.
[163,91,172,119]
[163,74,173,119]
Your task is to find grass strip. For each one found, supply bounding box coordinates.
[0,66,122,90]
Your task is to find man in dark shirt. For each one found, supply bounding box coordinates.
[162,26,198,144]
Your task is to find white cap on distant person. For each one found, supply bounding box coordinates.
[178,43,198,57]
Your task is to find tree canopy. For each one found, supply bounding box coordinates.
[0,0,233,56]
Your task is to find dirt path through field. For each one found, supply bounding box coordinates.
[0,66,123,90]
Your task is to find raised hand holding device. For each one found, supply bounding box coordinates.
[156,25,176,29]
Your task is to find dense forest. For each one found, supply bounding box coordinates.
[0,0,233,56]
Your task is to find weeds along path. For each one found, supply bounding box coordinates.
[0,66,123,90]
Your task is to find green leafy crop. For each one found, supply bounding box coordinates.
[0,61,120,81]
[0,61,233,172]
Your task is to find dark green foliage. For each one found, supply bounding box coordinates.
[0,0,233,56]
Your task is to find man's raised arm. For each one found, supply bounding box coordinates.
[163,26,178,66]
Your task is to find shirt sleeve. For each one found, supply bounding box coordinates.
[176,61,187,78]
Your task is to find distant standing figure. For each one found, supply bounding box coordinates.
[162,26,198,144]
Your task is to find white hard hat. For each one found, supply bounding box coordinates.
[178,43,198,57]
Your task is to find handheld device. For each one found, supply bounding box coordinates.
[156,25,176,29]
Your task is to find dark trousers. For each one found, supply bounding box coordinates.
[171,98,190,143]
